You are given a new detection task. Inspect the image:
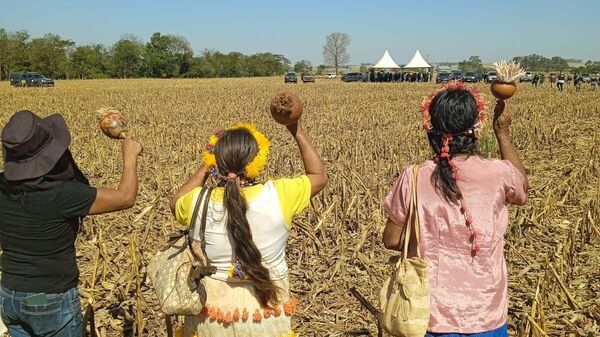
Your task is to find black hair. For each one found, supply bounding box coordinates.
[427,89,479,204]
[213,128,280,307]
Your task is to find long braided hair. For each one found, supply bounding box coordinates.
[427,89,479,204]
[214,128,280,307]
[426,87,486,256]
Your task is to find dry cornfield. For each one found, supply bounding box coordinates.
[0,78,599,337]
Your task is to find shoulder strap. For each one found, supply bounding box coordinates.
[187,187,208,262]
[199,187,213,252]
[189,187,208,232]
[187,187,217,283]
[402,165,421,259]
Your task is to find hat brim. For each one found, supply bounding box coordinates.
[3,114,71,181]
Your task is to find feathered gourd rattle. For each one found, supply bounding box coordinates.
[97,107,128,139]
[490,60,526,100]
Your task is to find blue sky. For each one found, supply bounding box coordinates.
[1,1,599,65]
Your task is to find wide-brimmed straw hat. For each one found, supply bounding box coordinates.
[1,110,71,181]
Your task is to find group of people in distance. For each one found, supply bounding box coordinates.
[364,70,432,83]
[549,72,600,92]
[0,81,527,337]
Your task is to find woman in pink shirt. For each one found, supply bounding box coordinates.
[383,82,528,337]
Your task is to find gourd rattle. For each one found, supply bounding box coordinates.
[269,91,303,125]
[97,107,128,139]
[490,60,526,100]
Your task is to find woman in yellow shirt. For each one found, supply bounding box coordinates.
[170,121,327,337]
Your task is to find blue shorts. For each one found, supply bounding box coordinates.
[426,324,508,337]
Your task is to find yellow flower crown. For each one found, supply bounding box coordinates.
[202,123,270,180]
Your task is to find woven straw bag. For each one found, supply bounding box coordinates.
[380,165,430,337]
[148,187,217,316]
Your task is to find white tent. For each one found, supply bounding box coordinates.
[373,50,400,69]
[404,49,431,68]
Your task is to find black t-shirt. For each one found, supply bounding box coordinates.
[0,180,97,293]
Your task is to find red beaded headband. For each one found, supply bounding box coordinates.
[419,81,487,134]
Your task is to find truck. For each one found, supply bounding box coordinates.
[9,71,55,87]
[301,73,315,83]
[519,71,534,82]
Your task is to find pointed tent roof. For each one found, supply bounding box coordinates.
[373,50,400,69]
[404,50,431,68]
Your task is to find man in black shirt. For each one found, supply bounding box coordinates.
[557,72,566,92]
[0,110,142,336]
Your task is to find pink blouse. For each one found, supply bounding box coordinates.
[383,156,527,333]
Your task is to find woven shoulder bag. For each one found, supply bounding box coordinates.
[380,165,430,337]
[148,187,217,315]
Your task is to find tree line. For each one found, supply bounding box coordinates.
[0,28,291,80]
[458,54,598,73]
[2,26,595,81]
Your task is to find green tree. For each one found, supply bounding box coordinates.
[0,27,304,80]
[190,49,224,77]
[69,45,107,79]
[222,52,246,77]
[0,28,8,80]
[143,33,194,77]
[0,29,30,80]
[144,32,176,77]
[168,35,194,77]
[273,54,291,74]
[315,64,326,75]
[110,36,143,78]
[244,53,289,77]
[458,56,483,72]
[27,34,74,78]
[294,60,312,73]
[512,54,569,72]
[549,56,569,71]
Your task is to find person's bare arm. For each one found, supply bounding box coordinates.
[169,167,209,215]
[493,100,529,189]
[89,137,143,215]
[383,218,405,251]
[286,121,327,197]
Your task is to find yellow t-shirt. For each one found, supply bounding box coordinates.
[175,175,311,229]
[174,175,312,281]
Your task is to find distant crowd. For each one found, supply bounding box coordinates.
[373,71,430,83]
[528,72,599,92]
[356,70,432,83]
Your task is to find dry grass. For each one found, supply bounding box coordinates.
[1,78,599,337]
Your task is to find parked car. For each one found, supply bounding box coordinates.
[581,73,591,83]
[436,71,452,84]
[284,72,297,83]
[485,71,498,83]
[463,72,478,83]
[519,71,534,82]
[324,73,337,79]
[341,72,362,82]
[301,73,315,83]
[10,71,55,87]
[451,70,463,81]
